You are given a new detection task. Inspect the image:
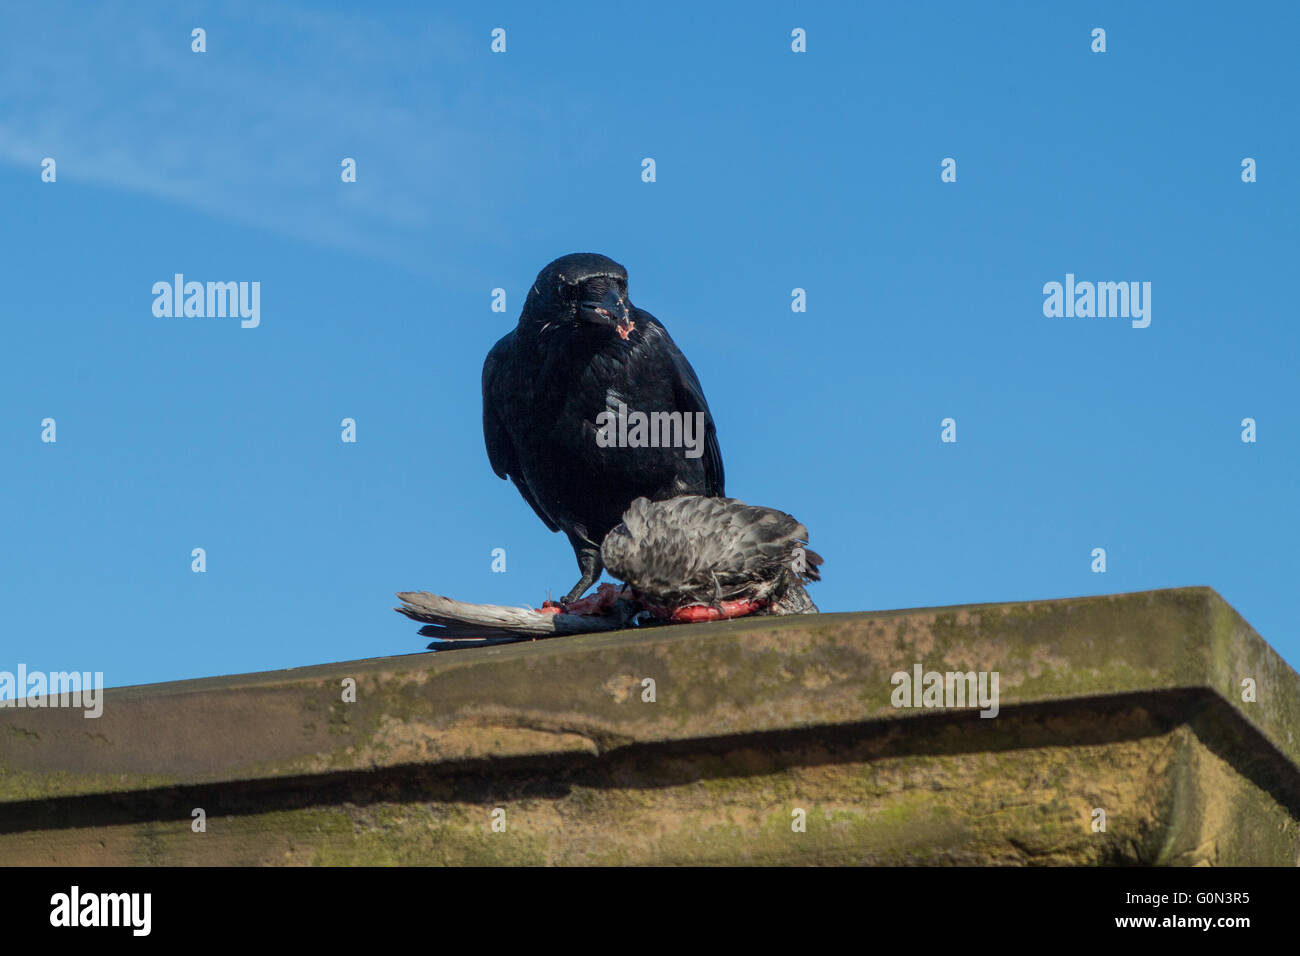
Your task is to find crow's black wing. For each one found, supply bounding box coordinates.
[637,309,725,496]
[482,333,560,532]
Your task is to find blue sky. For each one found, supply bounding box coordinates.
[1,0,1296,691]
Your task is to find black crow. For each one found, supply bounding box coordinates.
[600,495,822,620]
[483,253,724,603]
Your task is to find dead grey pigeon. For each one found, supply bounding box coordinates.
[398,495,820,648]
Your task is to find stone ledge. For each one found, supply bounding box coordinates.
[2,587,1297,865]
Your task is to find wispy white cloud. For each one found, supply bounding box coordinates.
[0,0,495,272]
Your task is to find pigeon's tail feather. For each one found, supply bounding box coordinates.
[772,581,819,615]
[394,591,623,646]
[798,547,824,584]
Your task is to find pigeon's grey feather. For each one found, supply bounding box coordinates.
[601,496,822,614]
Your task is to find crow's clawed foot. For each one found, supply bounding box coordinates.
[537,583,630,617]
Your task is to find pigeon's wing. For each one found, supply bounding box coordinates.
[605,496,771,602]
[482,334,560,532]
[604,495,822,612]
[638,309,725,496]
[691,498,806,577]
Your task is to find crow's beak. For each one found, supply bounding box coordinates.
[579,286,633,337]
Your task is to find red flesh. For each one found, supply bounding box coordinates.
[669,598,767,622]
[537,585,767,624]
[536,583,627,616]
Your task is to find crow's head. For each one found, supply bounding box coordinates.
[521,253,635,339]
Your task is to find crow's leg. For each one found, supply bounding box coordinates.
[562,537,604,604]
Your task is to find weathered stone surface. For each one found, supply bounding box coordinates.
[2,587,1297,865]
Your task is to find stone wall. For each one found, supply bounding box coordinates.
[2,587,1297,865]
